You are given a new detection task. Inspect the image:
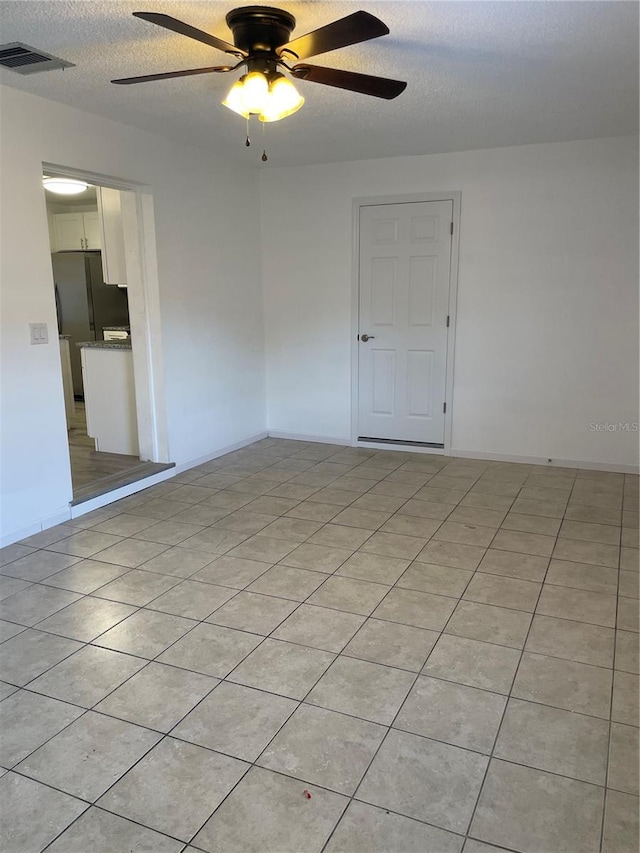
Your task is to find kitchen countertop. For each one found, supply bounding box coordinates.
[77,340,132,350]
[58,334,71,340]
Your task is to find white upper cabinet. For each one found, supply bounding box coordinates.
[51,190,127,287]
[97,187,127,286]
[82,211,102,249]
[54,212,100,251]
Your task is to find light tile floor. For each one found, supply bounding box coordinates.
[0,438,638,853]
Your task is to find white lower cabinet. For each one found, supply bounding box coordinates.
[81,346,139,456]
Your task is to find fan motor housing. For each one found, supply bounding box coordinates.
[226,6,296,54]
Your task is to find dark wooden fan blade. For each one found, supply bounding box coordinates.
[112,66,232,85]
[132,12,246,57]
[279,11,388,61]
[291,64,406,99]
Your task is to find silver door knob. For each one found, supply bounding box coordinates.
[360,334,375,342]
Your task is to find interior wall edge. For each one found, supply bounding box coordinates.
[168,430,270,475]
[260,134,639,469]
[1,84,266,542]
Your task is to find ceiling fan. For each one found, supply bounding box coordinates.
[112,7,407,124]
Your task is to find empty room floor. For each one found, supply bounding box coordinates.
[0,438,638,853]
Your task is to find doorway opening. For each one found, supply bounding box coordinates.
[351,192,461,454]
[43,166,173,503]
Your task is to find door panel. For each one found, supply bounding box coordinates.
[372,350,395,414]
[371,258,396,325]
[408,256,436,326]
[406,350,433,417]
[358,200,452,444]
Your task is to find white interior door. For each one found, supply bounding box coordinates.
[358,200,453,444]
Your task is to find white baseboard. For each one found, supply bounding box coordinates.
[1,431,269,545]
[4,430,635,548]
[171,431,269,473]
[450,448,640,475]
[71,430,269,519]
[267,432,445,456]
[268,430,351,445]
[0,506,72,549]
[268,430,640,473]
[270,431,639,473]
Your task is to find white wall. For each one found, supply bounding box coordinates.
[0,85,265,544]
[260,136,639,470]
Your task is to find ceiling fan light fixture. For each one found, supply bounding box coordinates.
[259,74,304,122]
[222,77,250,118]
[43,177,89,195]
[241,70,269,112]
[222,70,269,118]
[222,69,304,123]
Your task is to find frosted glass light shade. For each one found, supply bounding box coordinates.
[242,71,269,113]
[222,72,304,122]
[43,177,89,195]
[222,72,269,118]
[259,75,304,122]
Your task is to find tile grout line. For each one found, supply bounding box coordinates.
[460,467,572,847]
[598,497,624,853]
[320,467,520,851]
[2,447,456,850]
[1,444,635,852]
[462,469,628,850]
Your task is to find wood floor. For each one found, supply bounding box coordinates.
[68,403,141,492]
[67,403,173,503]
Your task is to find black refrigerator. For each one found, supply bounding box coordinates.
[52,252,130,396]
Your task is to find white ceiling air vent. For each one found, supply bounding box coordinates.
[0,43,75,75]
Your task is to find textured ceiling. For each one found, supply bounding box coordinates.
[0,1,638,167]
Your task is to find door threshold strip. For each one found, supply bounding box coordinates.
[71,461,175,505]
[358,437,445,448]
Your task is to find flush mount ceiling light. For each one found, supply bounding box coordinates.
[112,7,406,154]
[43,176,89,195]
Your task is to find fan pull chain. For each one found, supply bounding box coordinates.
[261,120,268,161]
[245,116,250,147]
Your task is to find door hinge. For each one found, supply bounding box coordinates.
[450,221,454,235]
[446,315,450,327]
[443,402,447,414]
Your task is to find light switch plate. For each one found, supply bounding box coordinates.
[29,323,48,345]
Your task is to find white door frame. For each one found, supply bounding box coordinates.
[351,191,461,455]
[43,162,169,465]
